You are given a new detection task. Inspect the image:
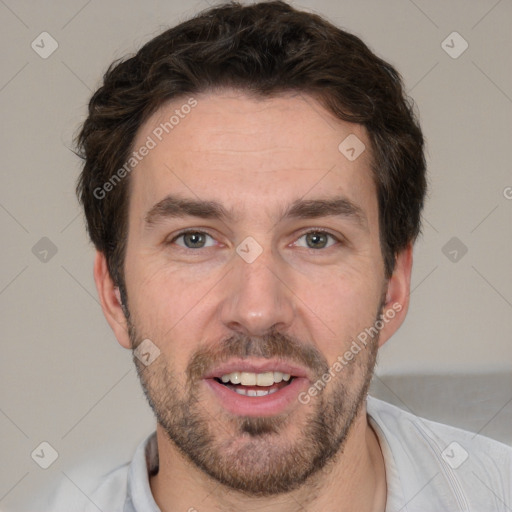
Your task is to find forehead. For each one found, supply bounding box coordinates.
[128,90,377,226]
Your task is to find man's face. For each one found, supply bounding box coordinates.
[122,91,389,495]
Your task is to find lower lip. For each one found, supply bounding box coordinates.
[204,378,309,417]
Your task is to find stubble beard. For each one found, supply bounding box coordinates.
[129,321,380,496]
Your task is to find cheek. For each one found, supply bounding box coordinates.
[298,266,383,335]
[125,264,213,367]
[126,258,195,321]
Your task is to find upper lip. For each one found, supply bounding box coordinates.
[203,359,311,381]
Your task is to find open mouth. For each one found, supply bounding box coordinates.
[204,366,308,417]
[214,371,295,397]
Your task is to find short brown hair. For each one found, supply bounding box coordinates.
[76,0,426,296]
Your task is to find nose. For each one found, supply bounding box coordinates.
[219,245,295,337]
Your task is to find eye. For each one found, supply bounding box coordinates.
[295,230,339,250]
[170,230,216,249]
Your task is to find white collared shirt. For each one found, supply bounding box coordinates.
[36,396,512,511]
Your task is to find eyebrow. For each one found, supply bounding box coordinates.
[145,196,233,226]
[283,197,367,229]
[144,194,368,230]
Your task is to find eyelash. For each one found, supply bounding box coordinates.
[167,228,343,250]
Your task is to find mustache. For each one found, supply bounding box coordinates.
[187,331,330,382]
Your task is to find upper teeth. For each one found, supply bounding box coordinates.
[220,371,291,386]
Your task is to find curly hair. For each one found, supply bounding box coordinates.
[76,0,426,297]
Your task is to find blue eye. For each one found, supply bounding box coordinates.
[172,231,216,249]
[167,229,340,251]
[295,231,339,249]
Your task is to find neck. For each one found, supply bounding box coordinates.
[150,402,387,512]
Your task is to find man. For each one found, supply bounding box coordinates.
[45,1,511,511]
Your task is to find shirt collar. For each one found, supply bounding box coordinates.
[126,398,404,512]
[367,395,408,512]
[125,431,160,512]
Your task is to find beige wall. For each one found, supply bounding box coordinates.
[1,0,511,510]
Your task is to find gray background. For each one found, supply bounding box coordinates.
[1,0,511,510]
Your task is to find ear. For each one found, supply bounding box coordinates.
[377,243,413,348]
[93,251,131,349]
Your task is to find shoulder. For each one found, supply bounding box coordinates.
[367,395,512,510]
[32,463,130,512]
[32,431,158,512]
[367,394,512,461]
